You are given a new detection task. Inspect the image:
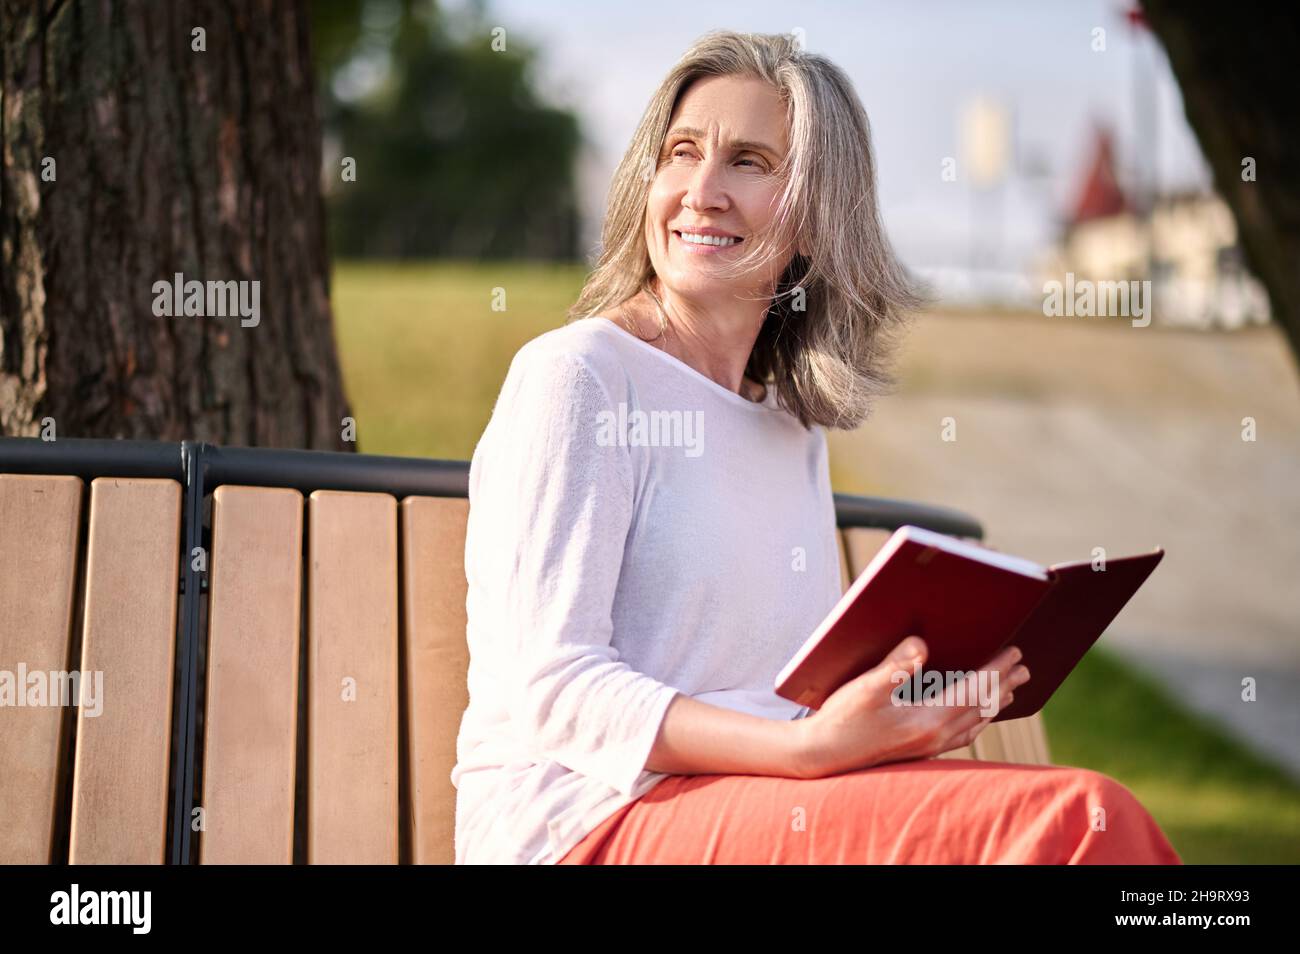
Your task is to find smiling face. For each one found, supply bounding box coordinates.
[644,73,795,307]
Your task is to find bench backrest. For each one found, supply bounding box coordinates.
[1,453,1049,864]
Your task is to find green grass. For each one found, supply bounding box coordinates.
[333,258,1300,863]
[331,259,590,459]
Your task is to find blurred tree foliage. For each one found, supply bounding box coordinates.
[310,0,582,260]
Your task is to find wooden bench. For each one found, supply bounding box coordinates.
[0,437,1049,864]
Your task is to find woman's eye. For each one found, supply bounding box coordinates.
[669,148,762,170]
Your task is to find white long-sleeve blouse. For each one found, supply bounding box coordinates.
[450,315,843,864]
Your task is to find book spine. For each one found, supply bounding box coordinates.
[997,572,1059,655]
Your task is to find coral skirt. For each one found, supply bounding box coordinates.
[556,758,1182,864]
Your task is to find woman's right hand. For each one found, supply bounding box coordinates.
[792,635,1031,779]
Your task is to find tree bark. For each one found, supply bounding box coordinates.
[1140,0,1300,369]
[1,0,353,448]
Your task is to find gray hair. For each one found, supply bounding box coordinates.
[567,29,929,430]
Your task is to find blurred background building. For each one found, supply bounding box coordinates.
[1037,126,1272,329]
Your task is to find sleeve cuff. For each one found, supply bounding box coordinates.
[608,685,680,798]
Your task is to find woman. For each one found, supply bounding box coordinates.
[450,30,1181,865]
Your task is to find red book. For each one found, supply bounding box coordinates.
[775,525,1164,721]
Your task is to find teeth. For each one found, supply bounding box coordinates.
[678,231,740,246]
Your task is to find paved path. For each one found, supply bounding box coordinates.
[828,310,1300,780]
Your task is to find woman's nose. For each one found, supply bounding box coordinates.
[681,158,730,213]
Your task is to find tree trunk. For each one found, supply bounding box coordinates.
[1,0,353,448]
[1140,0,1300,370]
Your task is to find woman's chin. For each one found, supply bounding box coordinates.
[658,269,738,298]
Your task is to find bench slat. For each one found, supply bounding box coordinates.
[307,490,399,864]
[400,496,470,865]
[972,704,1053,765]
[69,478,181,864]
[199,486,304,864]
[0,475,83,863]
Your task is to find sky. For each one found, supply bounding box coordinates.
[449,0,1211,283]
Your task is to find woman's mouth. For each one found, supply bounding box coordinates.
[673,230,744,254]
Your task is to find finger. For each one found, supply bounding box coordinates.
[930,716,979,758]
[977,649,1031,701]
[937,659,1028,714]
[979,671,1016,707]
[939,701,994,747]
[835,634,928,711]
[941,668,984,709]
[942,698,989,735]
[869,634,928,685]
[919,703,984,760]
[985,643,1023,673]
[948,715,992,751]
[955,650,1017,712]
[887,634,927,669]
